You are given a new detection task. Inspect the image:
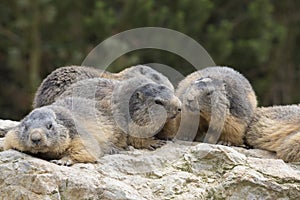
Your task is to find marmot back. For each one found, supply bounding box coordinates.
[59,77,116,114]
[161,66,257,146]
[33,66,110,108]
[245,105,300,162]
[33,65,174,108]
[116,65,174,91]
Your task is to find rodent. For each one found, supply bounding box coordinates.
[159,66,257,146]
[4,99,115,166]
[5,78,181,165]
[33,65,174,108]
[60,77,181,148]
[245,105,300,162]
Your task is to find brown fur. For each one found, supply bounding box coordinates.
[245,105,300,162]
[220,115,246,145]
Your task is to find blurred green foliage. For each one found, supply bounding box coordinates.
[0,0,299,120]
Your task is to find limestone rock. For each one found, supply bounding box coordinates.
[0,119,19,137]
[0,120,299,199]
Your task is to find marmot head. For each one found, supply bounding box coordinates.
[120,65,174,91]
[129,83,181,123]
[112,78,181,137]
[10,107,72,154]
[184,77,229,117]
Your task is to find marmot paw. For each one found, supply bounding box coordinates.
[147,139,166,151]
[108,146,121,154]
[217,140,232,146]
[50,157,74,166]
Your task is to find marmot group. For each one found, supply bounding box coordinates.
[33,65,174,108]
[245,105,300,162]
[5,77,181,165]
[7,61,300,165]
[159,66,257,146]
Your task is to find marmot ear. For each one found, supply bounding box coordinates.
[136,91,144,101]
[55,111,77,133]
[55,111,72,126]
[154,97,164,106]
[55,112,66,125]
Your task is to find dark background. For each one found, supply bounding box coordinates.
[1,0,299,120]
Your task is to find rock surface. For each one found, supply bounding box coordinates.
[0,119,19,137]
[0,120,300,200]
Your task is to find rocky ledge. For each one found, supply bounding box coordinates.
[0,120,299,200]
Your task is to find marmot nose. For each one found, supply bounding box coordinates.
[30,130,43,145]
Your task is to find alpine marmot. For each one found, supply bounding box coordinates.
[4,100,113,166]
[159,66,257,146]
[60,77,181,144]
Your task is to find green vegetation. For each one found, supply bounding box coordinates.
[1,0,299,120]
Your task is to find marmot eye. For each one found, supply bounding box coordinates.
[155,99,164,106]
[46,123,53,130]
[206,91,213,96]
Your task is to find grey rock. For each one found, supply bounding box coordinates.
[0,119,19,137]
